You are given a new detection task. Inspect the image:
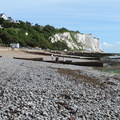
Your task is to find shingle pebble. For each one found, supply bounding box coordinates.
[0,57,119,120]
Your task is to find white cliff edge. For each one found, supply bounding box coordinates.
[49,32,102,52]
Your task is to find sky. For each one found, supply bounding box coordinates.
[0,0,120,53]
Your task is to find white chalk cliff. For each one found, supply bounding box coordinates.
[50,32,102,52]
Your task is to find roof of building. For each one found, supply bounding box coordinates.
[0,13,8,20]
[0,13,5,17]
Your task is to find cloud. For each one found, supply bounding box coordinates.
[117,41,120,44]
[102,42,113,47]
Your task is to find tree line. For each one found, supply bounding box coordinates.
[0,18,78,50]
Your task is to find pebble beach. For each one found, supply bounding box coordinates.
[0,50,120,120]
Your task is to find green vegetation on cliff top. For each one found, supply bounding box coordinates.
[0,18,80,50]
